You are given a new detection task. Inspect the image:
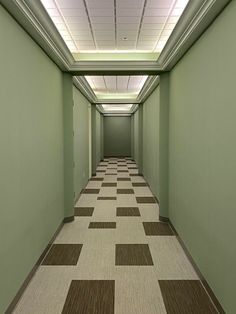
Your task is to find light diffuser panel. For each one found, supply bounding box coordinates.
[40,0,190,54]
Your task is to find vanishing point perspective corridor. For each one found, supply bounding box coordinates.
[13,158,217,313]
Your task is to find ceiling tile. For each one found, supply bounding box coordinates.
[41,0,56,8]
[146,0,173,8]
[117,76,129,91]
[64,16,89,23]
[140,29,161,36]
[172,8,185,16]
[104,76,117,91]
[117,0,144,8]
[56,0,84,8]
[89,9,114,16]
[143,16,166,23]
[67,23,91,30]
[47,8,60,16]
[91,23,115,30]
[116,9,142,17]
[87,0,114,9]
[117,23,139,30]
[144,8,170,16]
[51,16,64,23]
[141,23,164,29]
[60,8,87,16]
[117,17,141,24]
[90,16,114,23]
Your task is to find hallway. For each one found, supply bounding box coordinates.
[13,158,217,313]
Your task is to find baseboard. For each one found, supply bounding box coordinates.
[159,215,225,314]
[63,216,74,223]
[5,221,64,314]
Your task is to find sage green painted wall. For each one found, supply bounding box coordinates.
[169,2,236,312]
[131,114,134,158]
[133,109,140,167]
[73,86,90,199]
[91,107,103,173]
[63,73,74,218]
[104,117,131,157]
[159,73,170,218]
[0,5,65,313]
[95,110,103,165]
[143,87,160,199]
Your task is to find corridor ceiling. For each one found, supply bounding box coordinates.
[40,0,189,112]
[41,0,189,58]
[85,75,148,99]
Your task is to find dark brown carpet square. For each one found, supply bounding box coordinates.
[116,207,140,216]
[62,280,115,314]
[74,207,94,217]
[143,222,174,236]
[115,244,154,266]
[42,244,82,266]
[159,280,217,314]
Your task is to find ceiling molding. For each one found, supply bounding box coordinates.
[1,0,231,75]
[73,77,97,103]
[137,76,160,103]
[1,0,74,71]
[70,61,162,75]
[157,0,231,70]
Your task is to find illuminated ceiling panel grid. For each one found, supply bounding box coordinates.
[84,75,148,96]
[41,0,190,53]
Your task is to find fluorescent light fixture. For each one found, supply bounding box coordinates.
[101,104,133,112]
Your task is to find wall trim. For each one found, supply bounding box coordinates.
[159,215,225,314]
[137,76,160,104]
[157,0,231,70]
[5,220,64,314]
[63,216,74,223]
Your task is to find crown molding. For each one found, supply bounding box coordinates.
[158,0,231,70]
[1,0,74,71]
[73,77,97,103]
[70,61,162,75]
[137,76,160,103]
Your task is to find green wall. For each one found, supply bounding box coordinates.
[133,107,143,171]
[92,107,103,173]
[0,5,65,313]
[95,109,103,165]
[104,116,131,157]
[131,114,134,158]
[73,86,90,199]
[143,87,160,199]
[168,1,236,312]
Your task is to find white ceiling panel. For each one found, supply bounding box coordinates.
[143,16,167,23]
[104,76,117,91]
[87,0,114,9]
[41,0,189,53]
[90,16,114,23]
[144,9,170,16]
[117,0,144,8]
[56,0,84,8]
[85,76,148,96]
[116,9,143,17]
[41,0,56,8]
[117,23,140,30]
[117,17,141,24]
[146,0,173,8]
[89,9,114,17]
[117,76,129,91]
[60,9,87,17]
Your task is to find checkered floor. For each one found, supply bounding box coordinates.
[13,158,218,313]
